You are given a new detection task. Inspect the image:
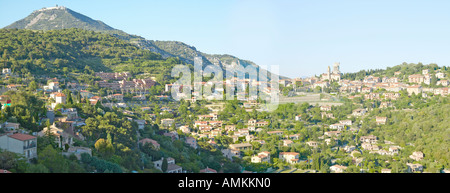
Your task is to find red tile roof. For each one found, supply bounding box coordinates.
[139,138,160,147]
[167,163,182,171]
[55,93,66,97]
[280,152,299,156]
[8,133,36,141]
[200,167,217,173]
[0,169,12,173]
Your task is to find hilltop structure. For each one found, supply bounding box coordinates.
[322,62,342,81]
[35,5,67,12]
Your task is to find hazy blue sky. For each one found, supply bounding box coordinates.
[1,0,450,78]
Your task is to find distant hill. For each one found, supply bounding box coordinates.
[342,62,449,81]
[3,6,287,80]
[5,6,120,35]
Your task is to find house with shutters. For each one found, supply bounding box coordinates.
[407,163,423,173]
[251,151,271,163]
[330,123,346,131]
[306,141,319,148]
[0,133,37,160]
[376,116,387,125]
[139,138,160,150]
[279,152,299,164]
[153,157,183,173]
[229,143,253,152]
[330,165,347,173]
[360,135,378,144]
[339,120,352,126]
[409,151,424,161]
[352,108,367,116]
[407,85,422,95]
[38,124,75,150]
[161,118,175,128]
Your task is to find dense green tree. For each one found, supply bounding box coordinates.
[161,157,168,173]
[26,163,50,173]
[0,150,28,172]
[222,162,241,173]
[38,145,69,173]
[94,138,115,158]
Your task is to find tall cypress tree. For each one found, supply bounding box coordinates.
[162,157,168,173]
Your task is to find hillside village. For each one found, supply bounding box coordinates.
[1,59,449,173]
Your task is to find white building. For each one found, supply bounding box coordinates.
[44,82,60,92]
[330,165,347,173]
[279,152,299,164]
[153,157,183,173]
[2,68,11,75]
[0,133,37,160]
[55,93,66,104]
[161,118,175,128]
[251,151,271,163]
[407,163,423,173]
[134,119,146,130]
[409,151,424,161]
[38,124,74,149]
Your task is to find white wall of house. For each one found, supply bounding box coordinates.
[0,135,23,154]
[0,135,37,159]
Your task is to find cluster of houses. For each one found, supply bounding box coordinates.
[0,118,91,163]
[1,63,448,173]
[164,95,432,173]
[138,137,184,173]
[280,65,449,98]
[97,66,446,173]
[1,74,94,163]
[94,72,157,94]
[286,62,342,90]
[166,75,280,102]
[0,74,154,169]
[318,137,424,173]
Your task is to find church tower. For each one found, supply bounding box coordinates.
[327,66,331,80]
[333,62,340,74]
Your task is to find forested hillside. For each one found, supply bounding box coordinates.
[342,62,450,81]
[0,28,177,77]
[363,96,450,172]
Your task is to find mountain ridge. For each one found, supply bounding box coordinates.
[4,6,288,79]
[5,6,114,31]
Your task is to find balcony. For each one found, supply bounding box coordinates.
[23,143,37,149]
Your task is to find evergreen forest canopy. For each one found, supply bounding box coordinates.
[0,28,181,80]
[342,62,450,81]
